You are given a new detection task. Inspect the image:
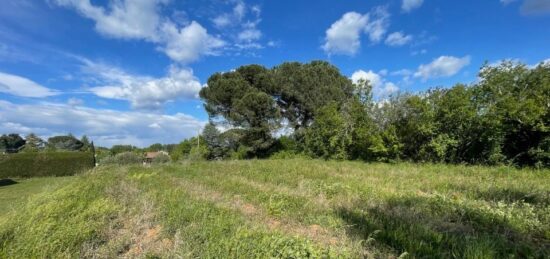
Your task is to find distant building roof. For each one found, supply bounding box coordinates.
[144,151,168,159]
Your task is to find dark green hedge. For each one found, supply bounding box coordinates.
[0,152,95,178]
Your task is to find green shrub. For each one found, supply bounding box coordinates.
[0,152,94,178]
[188,145,209,161]
[100,152,142,165]
[229,145,249,160]
[152,153,171,164]
[269,150,310,160]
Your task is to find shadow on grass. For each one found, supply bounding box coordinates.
[473,188,550,206]
[0,179,17,187]
[446,183,550,206]
[337,195,550,258]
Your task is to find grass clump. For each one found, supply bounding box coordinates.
[100,151,142,165]
[0,170,119,257]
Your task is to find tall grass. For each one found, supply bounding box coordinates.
[0,159,548,258]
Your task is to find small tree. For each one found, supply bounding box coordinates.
[305,103,351,160]
[203,123,225,159]
[0,133,26,153]
[47,135,84,151]
[22,133,45,152]
[80,135,91,151]
[148,143,163,152]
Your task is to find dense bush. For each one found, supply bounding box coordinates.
[198,60,549,167]
[152,153,171,164]
[0,152,95,178]
[100,152,142,165]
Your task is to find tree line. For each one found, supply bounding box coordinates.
[3,60,548,168]
[195,60,549,167]
[0,134,94,153]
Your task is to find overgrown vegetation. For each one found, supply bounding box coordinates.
[1,160,548,258]
[0,152,95,178]
[198,60,549,167]
[100,151,142,165]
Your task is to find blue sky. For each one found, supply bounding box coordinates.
[1,0,549,147]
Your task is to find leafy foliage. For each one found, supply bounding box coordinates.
[21,133,45,152]
[298,61,549,166]
[0,134,26,153]
[200,60,354,157]
[47,135,84,151]
[100,151,142,165]
[0,152,95,178]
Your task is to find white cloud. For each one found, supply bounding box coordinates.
[379,82,399,97]
[390,69,413,76]
[414,55,471,80]
[322,7,390,56]
[53,0,224,63]
[212,0,246,28]
[267,40,279,47]
[352,70,382,87]
[212,15,232,28]
[210,0,264,51]
[402,0,424,13]
[322,12,368,56]
[80,60,202,110]
[238,28,262,42]
[521,0,550,15]
[411,49,427,56]
[385,32,413,46]
[0,100,205,147]
[351,69,399,98]
[364,6,390,43]
[53,0,163,40]
[0,72,59,97]
[159,21,225,63]
[67,97,84,106]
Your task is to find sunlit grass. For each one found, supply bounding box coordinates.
[0,159,548,258]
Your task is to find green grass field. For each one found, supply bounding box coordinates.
[1,159,549,258]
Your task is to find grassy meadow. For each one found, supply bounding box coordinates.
[0,159,549,258]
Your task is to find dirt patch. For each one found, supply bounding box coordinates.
[267,219,281,229]
[241,202,258,215]
[124,225,174,258]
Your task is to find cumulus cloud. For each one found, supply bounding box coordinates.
[53,0,163,40]
[79,59,202,110]
[351,69,399,98]
[351,70,382,87]
[385,32,413,46]
[520,0,550,15]
[322,6,390,56]
[0,100,205,147]
[159,21,225,63]
[0,72,59,97]
[322,12,368,56]
[53,0,224,63]
[414,55,471,80]
[402,0,424,13]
